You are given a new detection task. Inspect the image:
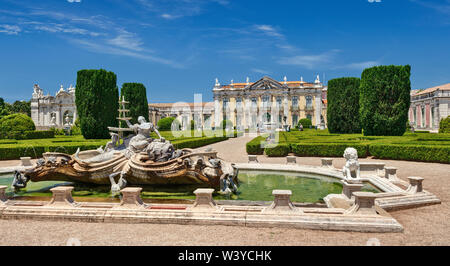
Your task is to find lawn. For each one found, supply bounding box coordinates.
[247,129,450,163]
[0,130,235,160]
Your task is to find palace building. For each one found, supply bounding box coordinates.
[212,76,327,130]
[31,84,77,130]
[409,82,450,132]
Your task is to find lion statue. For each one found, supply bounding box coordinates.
[342,147,360,180]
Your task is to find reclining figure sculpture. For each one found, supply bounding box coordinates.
[12,116,239,194]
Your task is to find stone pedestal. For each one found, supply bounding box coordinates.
[344,192,378,216]
[248,155,258,163]
[20,157,32,166]
[48,186,79,207]
[341,180,364,201]
[406,177,424,194]
[192,188,217,210]
[263,190,302,213]
[119,187,145,208]
[384,167,399,182]
[286,156,296,165]
[321,158,333,168]
[0,185,8,205]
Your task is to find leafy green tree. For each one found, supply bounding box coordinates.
[11,100,31,116]
[157,117,177,131]
[0,98,11,118]
[0,113,35,139]
[439,116,450,133]
[298,118,312,128]
[360,65,411,136]
[75,69,119,139]
[327,77,361,133]
[120,83,149,125]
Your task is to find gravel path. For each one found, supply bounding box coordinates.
[0,135,449,246]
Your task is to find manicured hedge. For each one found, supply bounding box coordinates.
[121,83,149,125]
[246,136,265,155]
[369,144,450,163]
[20,130,55,140]
[0,145,46,160]
[291,143,369,158]
[265,144,291,157]
[172,136,228,149]
[360,65,411,136]
[440,116,450,133]
[327,77,361,133]
[0,113,36,139]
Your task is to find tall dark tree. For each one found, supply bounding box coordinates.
[327,77,361,133]
[75,69,119,139]
[11,100,31,117]
[120,83,149,125]
[360,65,411,136]
[0,98,11,118]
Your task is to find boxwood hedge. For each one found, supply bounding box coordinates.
[369,144,450,163]
[246,136,265,155]
[291,143,369,158]
[265,144,291,157]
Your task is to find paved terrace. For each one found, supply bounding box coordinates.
[0,135,449,245]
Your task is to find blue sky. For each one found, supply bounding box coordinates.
[0,0,449,103]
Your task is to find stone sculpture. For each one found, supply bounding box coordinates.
[342,147,360,180]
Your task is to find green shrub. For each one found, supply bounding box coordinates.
[172,136,228,149]
[369,144,450,163]
[360,65,411,136]
[221,119,233,130]
[157,117,177,131]
[75,69,119,139]
[265,144,291,157]
[292,143,369,158]
[246,136,265,155]
[19,130,55,140]
[0,113,36,139]
[298,118,312,128]
[327,77,361,133]
[439,116,450,133]
[120,83,149,125]
[0,145,46,160]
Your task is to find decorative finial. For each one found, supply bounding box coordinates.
[215,78,220,87]
[315,75,321,84]
[231,79,234,85]
[300,76,303,82]
[283,76,287,84]
[246,77,250,85]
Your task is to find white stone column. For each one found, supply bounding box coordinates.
[314,94,321,126]
[214,97,221,129]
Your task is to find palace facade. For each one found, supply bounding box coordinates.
[212,76,326,130]
[31,84,77,129]
[409,82,450,132]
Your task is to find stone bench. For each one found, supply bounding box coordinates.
[248,155,259,163]
[48,186,79,207]
[286,156,296,165]
[359,162,385,176]
[344,192,378,216]
[321,158,333,168]
[406,177,424,194]
[20,157,32,167]
[0,185,7,205]
[191,188,217,210]
[263,190,301,213]
[119,187,145,208]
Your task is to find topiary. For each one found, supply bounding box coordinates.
[0,113,35,139]
[298,118,312,128]
[439,116,450,133]
[157,117,176,131]
[120,83,149,125]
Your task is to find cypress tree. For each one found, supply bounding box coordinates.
[327,77,361,133]
[120,83,149,125]
[75,69,119,139]
[359,65,411,136]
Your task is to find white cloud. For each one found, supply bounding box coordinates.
[251,68,271,75]
[161,13,177,20]
[344,61,379,70]
[0,24,21,35]
[67,0,82,3]
[255,24,284,38]
[34,24,101,36]
[107,30,144,51]
[277,50,340,69]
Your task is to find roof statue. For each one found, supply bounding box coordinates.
[315,75,321,84]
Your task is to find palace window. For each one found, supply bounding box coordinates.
[236,97,242,108]
[292,96,298,107]
[276,96,282,107]
[306,96,313,108]
[292,115,298,126]
[251,97,257,108]
[222,98,229,111]
[306,114,312,122]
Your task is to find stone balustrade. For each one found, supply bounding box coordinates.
[191,188,218,210]
[345,192,378,216]
[119,187,146,208]
[263,190,302,213]
[48,186,79,207]
[341,180,364,201]
[0,185,7,205]
[359,162,385,176]
[406,177,424,194]
[321,158,333,168]
[286,156,297,165]
[248,155,259,163]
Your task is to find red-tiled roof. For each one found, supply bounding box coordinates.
[413,83,450,96]
[149,102,213,108]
